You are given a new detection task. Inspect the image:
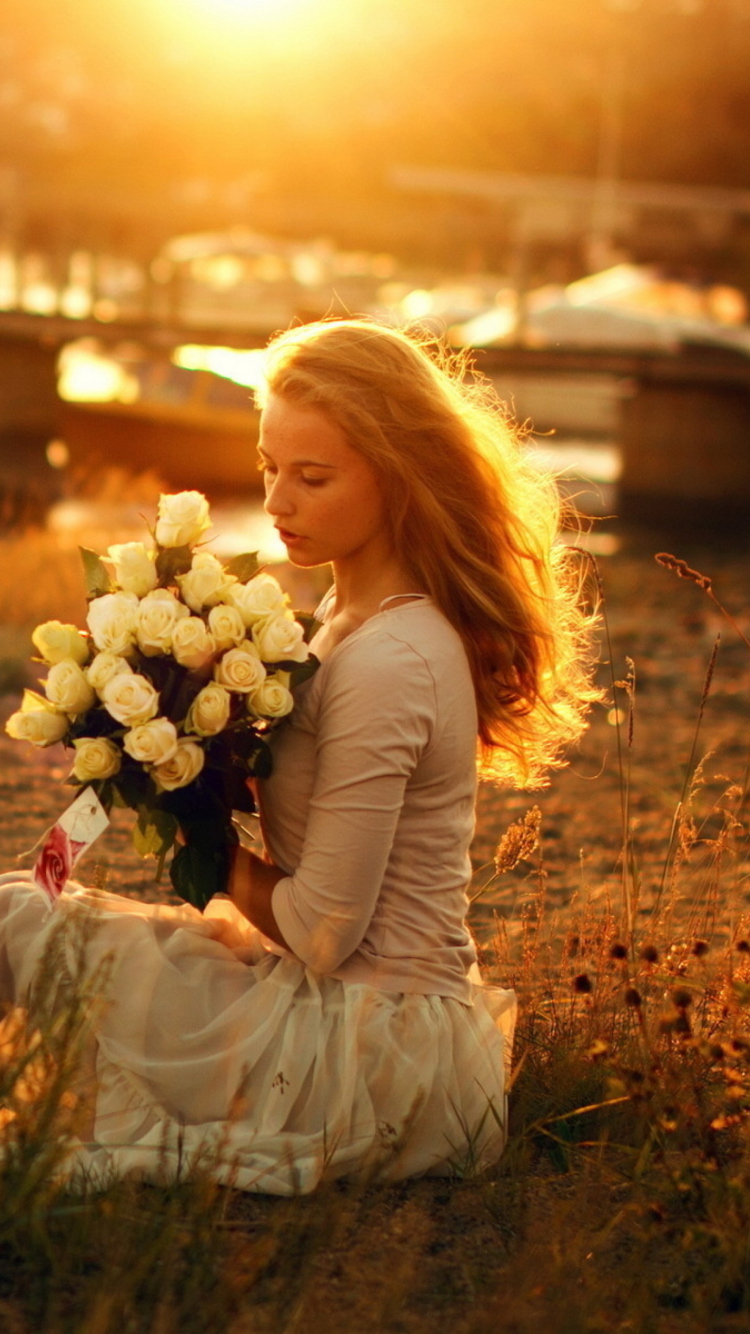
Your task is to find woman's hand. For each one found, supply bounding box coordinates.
[228,844,290,951]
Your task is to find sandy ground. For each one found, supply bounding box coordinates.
[475,554,749,943]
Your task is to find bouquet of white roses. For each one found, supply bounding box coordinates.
[6,490,316,909]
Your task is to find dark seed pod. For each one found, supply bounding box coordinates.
[610,943,628,961]
[624,987,642,1008]
[573,973,593,994]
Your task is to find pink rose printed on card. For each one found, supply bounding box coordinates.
[32,788,110,906]
[33,824,85,904]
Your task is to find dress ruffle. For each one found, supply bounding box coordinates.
[0,873,516,1195]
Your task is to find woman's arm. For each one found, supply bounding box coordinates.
[227,844,290,951]
[267,635,435,973]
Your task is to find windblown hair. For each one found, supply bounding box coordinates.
[259,318,600,787]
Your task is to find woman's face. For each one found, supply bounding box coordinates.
[259,394,391,572]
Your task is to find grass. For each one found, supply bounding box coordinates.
[0,520,749,1331]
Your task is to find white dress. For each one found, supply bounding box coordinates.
[0,597,516,1194]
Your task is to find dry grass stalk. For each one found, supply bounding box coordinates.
[493,806,542,874]
[656,550,750,652]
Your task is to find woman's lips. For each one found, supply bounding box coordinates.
[276,527,304,545]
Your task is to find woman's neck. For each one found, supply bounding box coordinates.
[330,551,423,623]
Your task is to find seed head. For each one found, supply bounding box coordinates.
[672,987,692,1010]
[655,552,712,594]
[624,987,642,1008]
[573,973,593,994]
[692,940,709,957]
[736,940,750,954]
[493,806,542,873]
[610,942,628,961]
[640,944,659,964]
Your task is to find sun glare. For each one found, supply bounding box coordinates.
[183,0,315,23]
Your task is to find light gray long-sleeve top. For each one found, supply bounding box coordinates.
[260,597,480,1002]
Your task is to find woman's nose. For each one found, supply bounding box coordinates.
[263,474,293,517]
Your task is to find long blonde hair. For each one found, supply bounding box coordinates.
[259,318,599,787]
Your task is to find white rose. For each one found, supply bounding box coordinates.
[102,672,160,726]
[86,652,134,694]
[32,620,89,667]
[207,603,246,652]
[5,692,69,747]
[171,617,216,670]
[86,591,139,656]
[45,659,96,715]
[155,491,211,548]
[185,682,232,737]
[248,674,294,720]
[153,738,205,791]
[227,573,289,627]
[123,717,179,766]
[107,542,158,597]
[71,736,121,782]
[177,551,236,613]
[252,612,309,664]
[135,589,189,656]
[213,643,266,693]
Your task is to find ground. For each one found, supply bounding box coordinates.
[0,523,749,1332]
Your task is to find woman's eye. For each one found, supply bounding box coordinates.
[301,475,326,488]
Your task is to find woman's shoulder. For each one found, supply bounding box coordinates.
[326,600,470,690]
[369,598,466,658]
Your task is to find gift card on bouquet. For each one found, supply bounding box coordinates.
[32,787,110,906]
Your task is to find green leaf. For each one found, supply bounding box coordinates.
[95,780,115,814]
[156,545,194,586]
[295,613,322,645]
[111,766,157,810]
[109,782,129,809]
[225,551,261,582]
[67,706,121,742]
[288,655,320,690]
[248,740,273,779]
[132,807,178,860]
[79,547,114,599]
[169,821,238,910]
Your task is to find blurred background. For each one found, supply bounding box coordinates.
[1,0,750,612]
[2,0,750,907]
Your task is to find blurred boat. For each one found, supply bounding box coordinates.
[59,355,261,494]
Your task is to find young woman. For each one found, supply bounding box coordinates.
[0,319,597,1193]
